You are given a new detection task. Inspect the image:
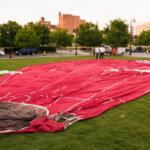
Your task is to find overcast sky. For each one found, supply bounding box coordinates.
[0,0,150,29]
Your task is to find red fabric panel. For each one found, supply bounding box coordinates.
[0,59,150,133]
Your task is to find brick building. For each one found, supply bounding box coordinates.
[40,17,55,31]
[136,22,150,35]
[58,12,86,34]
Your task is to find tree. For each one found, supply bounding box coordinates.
[50,28,73,47]
[0,21,22,47]
[25,22,51,46]
[134,30,150,46]
[33,23,51,46]
[104,19,130,47]
[15,28,40,48]
[25,22,34,29]
[76,22,103,47]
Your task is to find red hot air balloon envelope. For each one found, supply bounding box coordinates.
[0,59,150,133]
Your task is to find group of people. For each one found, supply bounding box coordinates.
[94,45,106,59]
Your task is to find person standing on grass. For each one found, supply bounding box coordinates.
[99,45,106,59]
[95,45,100,59]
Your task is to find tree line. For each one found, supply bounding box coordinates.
[1,19,147,50]
[0,21,74,49]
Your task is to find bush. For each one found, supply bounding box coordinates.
[38,46,56,52]
[80,47,92,50]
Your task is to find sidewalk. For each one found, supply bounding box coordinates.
[124,52,150,58]
[57,49,91,56]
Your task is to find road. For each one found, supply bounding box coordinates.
[0,50,91,59]
[0,50,150,59]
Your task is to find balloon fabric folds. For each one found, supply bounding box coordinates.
[0,59,150,133]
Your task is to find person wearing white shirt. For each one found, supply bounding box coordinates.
[95,45,100,59]
[99,45,105,59]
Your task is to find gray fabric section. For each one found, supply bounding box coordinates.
[0,102,47,132]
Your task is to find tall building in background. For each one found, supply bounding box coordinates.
[58,12,86,34]
[40,17,51,30]
[40,17,56,31]
[136,22,150,35]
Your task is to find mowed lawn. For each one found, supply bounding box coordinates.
[0,55,150,150]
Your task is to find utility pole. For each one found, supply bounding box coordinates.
[75,32,78,56]
[7,30,12,59]
[129,18,135,55]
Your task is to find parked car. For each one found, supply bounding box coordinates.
[125,48,129,52]
[0,49,5,56]
[132,46,146,53]
[15,48,37,55]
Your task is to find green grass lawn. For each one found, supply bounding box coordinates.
[0,55,150,150]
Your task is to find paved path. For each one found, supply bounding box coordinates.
[56,49,91,56]
[124,52,150,58]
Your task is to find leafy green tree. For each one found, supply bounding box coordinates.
[25,22,34,29]
[25,22,51,46]
[0,21,22,47]
[34,23,50,46]
[104,19,130,47]
[50,28,73,47]
[76,22,103,47]
[15,28,40,48]
[134,30,150,46]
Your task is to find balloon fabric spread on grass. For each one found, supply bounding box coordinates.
[0,59,150,133]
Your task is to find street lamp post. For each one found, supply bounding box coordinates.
[129,18,135,55]
[7,30,12,59]
[75,32,78,56]
[9,49,12,59]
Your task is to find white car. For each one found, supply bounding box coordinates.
[0,50,5,56]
